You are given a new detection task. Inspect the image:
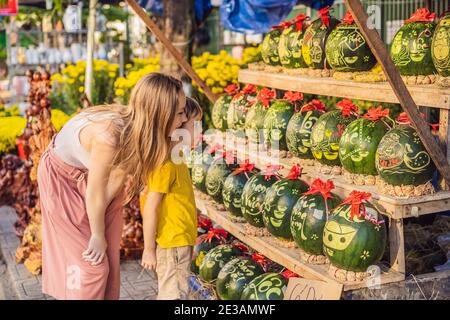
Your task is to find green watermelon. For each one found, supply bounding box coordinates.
[301,7,340,69]
[216,257,264,300]
[291,179,341,255]
[205,154,239,203]
[192,144,221,193]
[222,161,258,217]
[339,107,390,176]
[186,141,207,176]
[263,97,297,151]
[432,12,450,77]
[286,100,326,159]
[263,165,309,241]
[227,85,257,138]
[240,273,287,300]
[241,170,281,228]
[212,84,240,130]
[199,244,244,283]
[262,23,287,66]
[390,8,437,76]
[325,11,376,72]
[245,88,277,145]
[310,100,358,166]
[279,14,309,69]
[376,118,435,186]
[323,191,387,272]
[191,229,227,274]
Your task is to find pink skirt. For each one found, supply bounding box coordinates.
[37,138,125,300]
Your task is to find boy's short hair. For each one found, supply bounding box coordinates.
[185,97,203,120]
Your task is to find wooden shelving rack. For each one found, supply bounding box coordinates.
[193,68,450,291]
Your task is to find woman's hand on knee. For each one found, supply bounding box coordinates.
[82,234,108,266]
[141,247,157,271]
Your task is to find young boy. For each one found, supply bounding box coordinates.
[140,97,202,300]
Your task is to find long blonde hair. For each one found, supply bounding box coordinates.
[82,72,184,203]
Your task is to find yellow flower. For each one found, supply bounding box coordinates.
[115,89,125,96]
[79,86,85,93]
[108,72,116,78]
[79,75,85,82]
[67,79,75,84]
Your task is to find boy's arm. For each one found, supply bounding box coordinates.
[141,191,164,270]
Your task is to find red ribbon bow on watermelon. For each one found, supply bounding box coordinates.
[255,88,276,108]
[197,215,213,231]
[303,178,335,221]
[336,99,359,118]
[319,6,332,27]
[207,143,223,155]
[363,106,390,121]
[231,159,256,176]
[251,253,270,271]
[284,91,304,104]
[272,20,293,30]
[204,228,228,243]
[286,164,303,180]
[233,84,257,101]
[280,269,300,280]
[224,83,240,95]
[292,14,309,32]
[232,242,249,254]
[300,99,326,113]
[262,164,283,181]
[342,11,355,25]
[405,8,436,23]
[397,112,440,133]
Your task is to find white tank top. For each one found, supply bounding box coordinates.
[53,111,118,169]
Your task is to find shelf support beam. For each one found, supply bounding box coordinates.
[344,0,450,187]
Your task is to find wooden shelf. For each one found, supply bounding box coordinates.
[207,131,450,220]
[195,194,405,291]
[238,69,450,109]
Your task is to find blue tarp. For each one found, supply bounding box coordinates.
[137,0,212,23]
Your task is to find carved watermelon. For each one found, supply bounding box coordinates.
[191,230,227,274]
[245,88,277,145]
[310,100,358,166]
[263,99,295,151]
[291,179,341,256]
[390,8,437,76]
[323,191,387,272]
[212,96,232,131]
[432,12,450,77]
[262,25,285,66]
[227,85,257,139]
[240,273,287,300]
[192,145,220,193]
[222,161,258,217]
[199,244,243,283]
[279,14,309,69]
[263,165,309,241]
[325,11,376,72]
[339,107,390,176]
[216,257,264,300]
[286,100,326,159]
[376,123,435,186]
[205,155,239,203]
[241,170,281,228]
[185,141,207,176]
[301,7,340,69]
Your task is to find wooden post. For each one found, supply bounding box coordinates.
[84,0,97,104]
[389,218,406,275]
[125,0,218,103]
[344,0,450,186]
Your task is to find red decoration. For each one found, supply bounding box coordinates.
[397,112,439,133]
[300,99,326,113]
[233,84,257,100]
[204,228,228,243]
[280,269,300,279]
[255,88,276,107]
[292,14,309,32]
[263,164,283,181]
[283,91,304,104]
[336,99,358,118]
[231,159,256,176]
[318,6,332,27]
[197,215,213,231]
[363,106,390,121]
[405,8,436,23]
[207,143,223,155]
[342,11,355,25]
[232,242,249,253]
[286,164,303,180]
[251,252,270,271]
[303,178,334,200]
[338,191,385,225]
[272,21,293,30]
[224,84,240,95]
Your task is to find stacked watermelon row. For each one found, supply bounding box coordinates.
[209,84,436,191]
[259,7,450,83]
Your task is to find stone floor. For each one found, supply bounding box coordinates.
[0,206,158,300]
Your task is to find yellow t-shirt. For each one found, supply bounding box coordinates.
[140,160,197,248]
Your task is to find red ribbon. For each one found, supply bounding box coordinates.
[284,91,304,104]
[224,83,240,95]
[233,84,257,100]
[232,243,249,253]
[363,106,390,121]
[256,88,276,108]
[342,11,355,25]
[292,14,309,32]
[336,99,359,118]
[286,164,303,180]
[207,143,223,155]
[319,6,332,27]
[231,159,256,176]
[272,21,293,30]
[300,99,326,113]
[262,164,283,181]
[198,216,212,231]
[251,252,270,271]
[303,178,334,200]
[405,8,436,23]
[280,270,300,280]
[203,228,228,243]
[397,112,439,134]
